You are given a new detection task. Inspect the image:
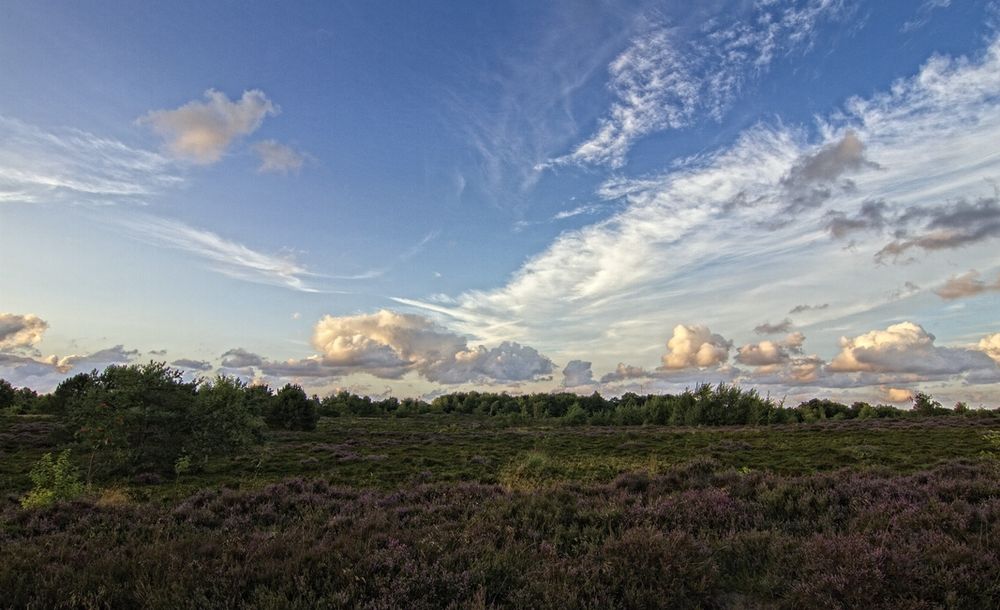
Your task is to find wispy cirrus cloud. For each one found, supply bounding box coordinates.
[118,214,323,292]
[253,139,306,174]
[399,32,1000,377]
[0,116,180,205]
[550,0,852,168]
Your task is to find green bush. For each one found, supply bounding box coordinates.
[21,450,84,509]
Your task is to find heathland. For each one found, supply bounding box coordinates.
[1,363,999,608]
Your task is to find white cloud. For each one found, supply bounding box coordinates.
[980,332,1000,364]
[118,214,321,292]
[0,116,180,205]
[0,313,48,350]
[552,1,849,168]
[253,140,305,174]
[829,322,995,376]
[400,32,1000,379]
[662,324,731,370]
[309,310,554,384]
[139,89,278,164]
[883,387,915,403]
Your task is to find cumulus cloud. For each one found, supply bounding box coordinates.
[979,333,1000,364]
[253,140,305,174]
[171,358,213,371]
[829,322,995,376]
[883,387,914,403]
[0,116,180,206]
[139,89,278,164]
[599,362,652,384]
[933,270,1000,300]
[220,348,265,369]
[661,324,731,370]
[735,332,806,367]
[310,310,553,384]
[561,360,594,387]
[0,313,48,350]
[754,318,793,335]
[552,1,848,167]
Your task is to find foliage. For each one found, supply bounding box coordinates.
[20,449,83,509]
[265,384,319,431]
[64,363,263,476]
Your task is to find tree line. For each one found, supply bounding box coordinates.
[2,362,996,479]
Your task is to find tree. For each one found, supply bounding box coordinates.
[0,379,15,410]
[265,384,318,431]
[912,392,941,416]
[67,363,197,476]
[188,375,264,468]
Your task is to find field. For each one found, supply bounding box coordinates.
[3,414,1000,608]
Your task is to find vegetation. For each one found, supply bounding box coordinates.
[1,363,998,607]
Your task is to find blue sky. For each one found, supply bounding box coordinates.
[2,0,1000,405]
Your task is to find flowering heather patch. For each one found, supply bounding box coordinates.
[2,458,998,608]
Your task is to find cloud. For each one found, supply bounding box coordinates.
[754,318,793,335]
[252,140,305,174]
[824,199,889,238]
[220,348,265,369]
[883,387,915,403]
[661,324,731,370]
[789,303,829,314]
[58,345,139,370]
[0,313,48,350]
[933,270,1000,300]
[829,322,995,376]
[781,131,878,213]
[979,333,1000,365]
[735,332,806,367]
[874,193,1000,263]
[119,214,321,292]
[310,310,553,384]
[552,1,849,167]
[171,358,213,371]
[562,360,594,387]
[902,0,952,32]
[0,115,180,205]
[599,362,651,384]
[139,89,278,164]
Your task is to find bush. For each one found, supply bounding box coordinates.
[21,450,84,509]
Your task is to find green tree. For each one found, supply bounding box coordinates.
[265,384,318,431]
[187,375,264,468]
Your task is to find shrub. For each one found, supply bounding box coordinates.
[20,449,84,509]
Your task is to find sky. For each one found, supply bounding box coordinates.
[2,0,1000,406]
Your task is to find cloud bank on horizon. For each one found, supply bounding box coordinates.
[1,0,999,404]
